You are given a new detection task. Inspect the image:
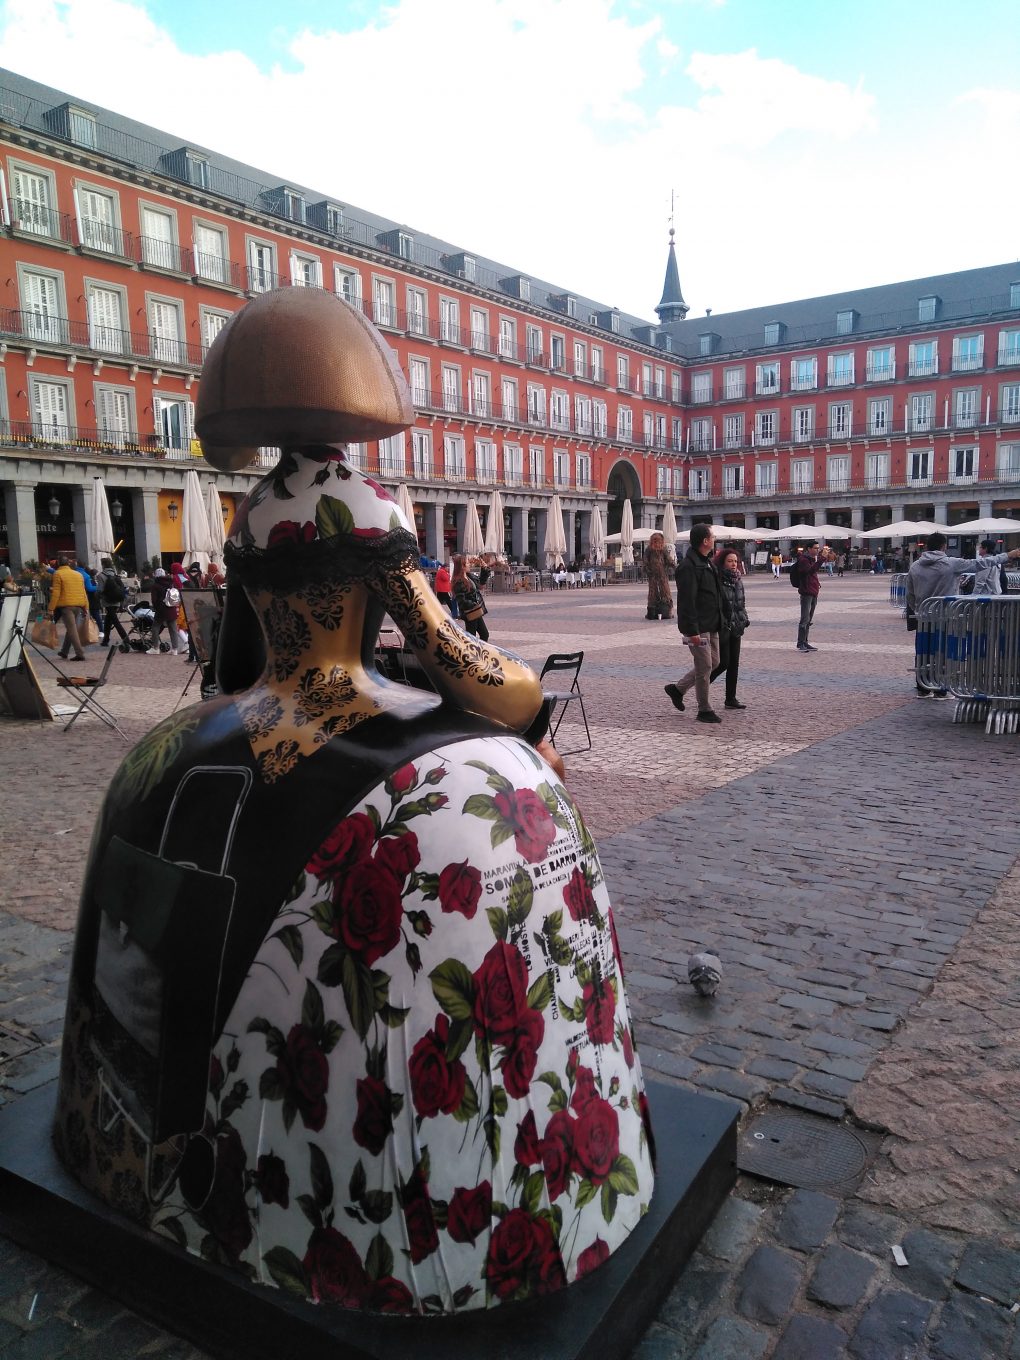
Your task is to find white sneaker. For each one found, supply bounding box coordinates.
[145,647,160,655]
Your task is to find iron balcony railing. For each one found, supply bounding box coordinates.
[1,417,200,457]
[6,197,75,244]
[76,217,134,258]
[0,306,204,367]
[136,235,193,274]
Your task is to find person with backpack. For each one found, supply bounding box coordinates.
[147,566,186,655]
[97,556,131,650]
[791,541,834,652]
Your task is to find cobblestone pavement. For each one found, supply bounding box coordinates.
[2,573,1019,1358]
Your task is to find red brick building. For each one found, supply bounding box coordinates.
[1,67,1018,571]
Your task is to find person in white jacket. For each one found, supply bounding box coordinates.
[972,538,1014,594]
[907,533,1020,697]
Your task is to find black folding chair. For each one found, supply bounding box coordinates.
[539,651,591,756]
[56,644,128,738]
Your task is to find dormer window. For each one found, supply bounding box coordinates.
[45,103,96,149]
[836,309,856,335]
[1011,282,1020,310]
[919,295,939,322]
[764,321,786,346]
[699,332,718,356]
[309,201,344,236]
[398,232,414,261]
[445,253,476,281]
[502,275,530,302]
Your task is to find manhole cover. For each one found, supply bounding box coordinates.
[737,1109,877,1193]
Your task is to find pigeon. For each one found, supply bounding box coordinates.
[688,952,722,997]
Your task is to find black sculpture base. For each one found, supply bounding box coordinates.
[0,1080,736,1360]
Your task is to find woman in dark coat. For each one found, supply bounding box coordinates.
[451,554,490,639]
[644,531,673,620]
[710,548,749,708]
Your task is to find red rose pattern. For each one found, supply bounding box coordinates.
[267,519,317,549]
[563,866,598,923]
[438,860,482,918]
[194,752,648,1312]
[353,1075,394,1156]
[492,788,557,863]
[472,942,530,1046]
[374,830,420,882]
[573,1098,620,1185]
[447,1181,492,1244]
[409,1016,467,1118]
[576,1237,610,1279]
[278,1025,329,1131]
[303,1227,369,1307]
[583,976,616,1046]
[335,862,403,965]
[307,812,375,880]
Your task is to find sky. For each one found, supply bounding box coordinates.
[1,0,1018,323]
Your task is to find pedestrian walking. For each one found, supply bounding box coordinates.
[770,549,782,580]
[47,553,88,660]
[451,555,490,640]
[792,542,834,652]
[96,556,130,650]
[664,523,729,724]
[147,566,186,655]
[644,530,674,620]
[433,561,453,613]
[710,548,749,709]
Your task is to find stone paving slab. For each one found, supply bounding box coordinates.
[2,576,1019,1357]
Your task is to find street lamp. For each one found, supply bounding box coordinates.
[167,500,179,523]
[110,497,123,522]
[48,492,61,518]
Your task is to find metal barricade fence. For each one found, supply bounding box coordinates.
[890,574,908,610]
[915,596,1020,733]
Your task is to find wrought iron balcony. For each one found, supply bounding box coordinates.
[194,251,244,289]
[136,235,193,274]
[76,217,134,257]
[0,306,203,367]
[6,198,74,243]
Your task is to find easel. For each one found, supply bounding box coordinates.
[0,592,55,722]
[171,588,223,714]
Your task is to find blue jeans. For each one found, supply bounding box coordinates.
[797,593,817,646]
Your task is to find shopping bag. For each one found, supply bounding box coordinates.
[30,618,60,650]
[83,615,101,645]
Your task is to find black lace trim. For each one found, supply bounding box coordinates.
[224,526,421,591]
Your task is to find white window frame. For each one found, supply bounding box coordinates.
[690,417,711,452]
[723,413,744,449]
[910,392,934,433]
[617,354,630,390]
[501,376,518,422]
[378,433,404,475]
[688,467,710,499]
[527,384,547,425]
[526,324,543,363]
[550,389,568,431]
[443,434,466,480]
[471,371,492,419]
[86,280,127,355]
[865,452,889,490]
[1000,382,1020,424]
[723,464,744,496]
[868,398,891,436]
[866,345,895,381]
[411,429,433,478]
[498,316,517,360]
[617,405,633,441]
[952,333,983,371]
[406,286,428,337]
[30,375,73,440]
[475,438,497,483]
[997,328,1020,366]
[791,458,814,494]
[194,220,230,284]
[593,400,608,438]
[755,410,777,446]
[950,446,978,483]
[147,293,186,365]
[470,307,489,352]
[827,454,851,492]
[828,401,852,439]
[576,453,591,488]
[573,339,586,378]
[200,306,229,356]
[691,371,712,405]
[96,384,136,446]
[19,263,66,345]
[248,238,277,293]
[756,361,779,395]
[372,275,397,328]
[954,388,978,429]
[909,340,938,377]
[74,182,120,254]
[335,265,362,307]
[441,365,461,414]
[908,448,933,485]
[790,357,817,391]
[408,357,430,408]
[997,443,1020,481]
[138,202,180,271]
[553,449,570,487]
[152,392,194,452]
[440,297,461,345]
[503,443,523,486]
[10,162,57,237]
[591,347,604,383]
[827,351,854,388]
[756,461,778,495]
[290,249,322,289]
[528,446,545,485]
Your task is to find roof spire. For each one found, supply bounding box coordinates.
[655,201,689,323]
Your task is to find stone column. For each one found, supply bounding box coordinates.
[509,507,526,562]
[578,510,591,561]
[535,509,549,564]
[850,506,864,532]
[978,499,994,519]
[564,509,576,561]
[69,482,89,564]
[4,482,40,570]
[453,504,466,554]
[136,489,163,568]
[423,502,444,562]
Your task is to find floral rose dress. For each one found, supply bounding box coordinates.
[153,733,654,1313]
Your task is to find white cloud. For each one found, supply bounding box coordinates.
[0,0,1016,321]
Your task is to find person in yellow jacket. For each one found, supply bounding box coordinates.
[47,554,88,660]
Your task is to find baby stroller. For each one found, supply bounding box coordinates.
[125,603,167,653]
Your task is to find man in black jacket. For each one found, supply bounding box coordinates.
[665,523,730,724]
